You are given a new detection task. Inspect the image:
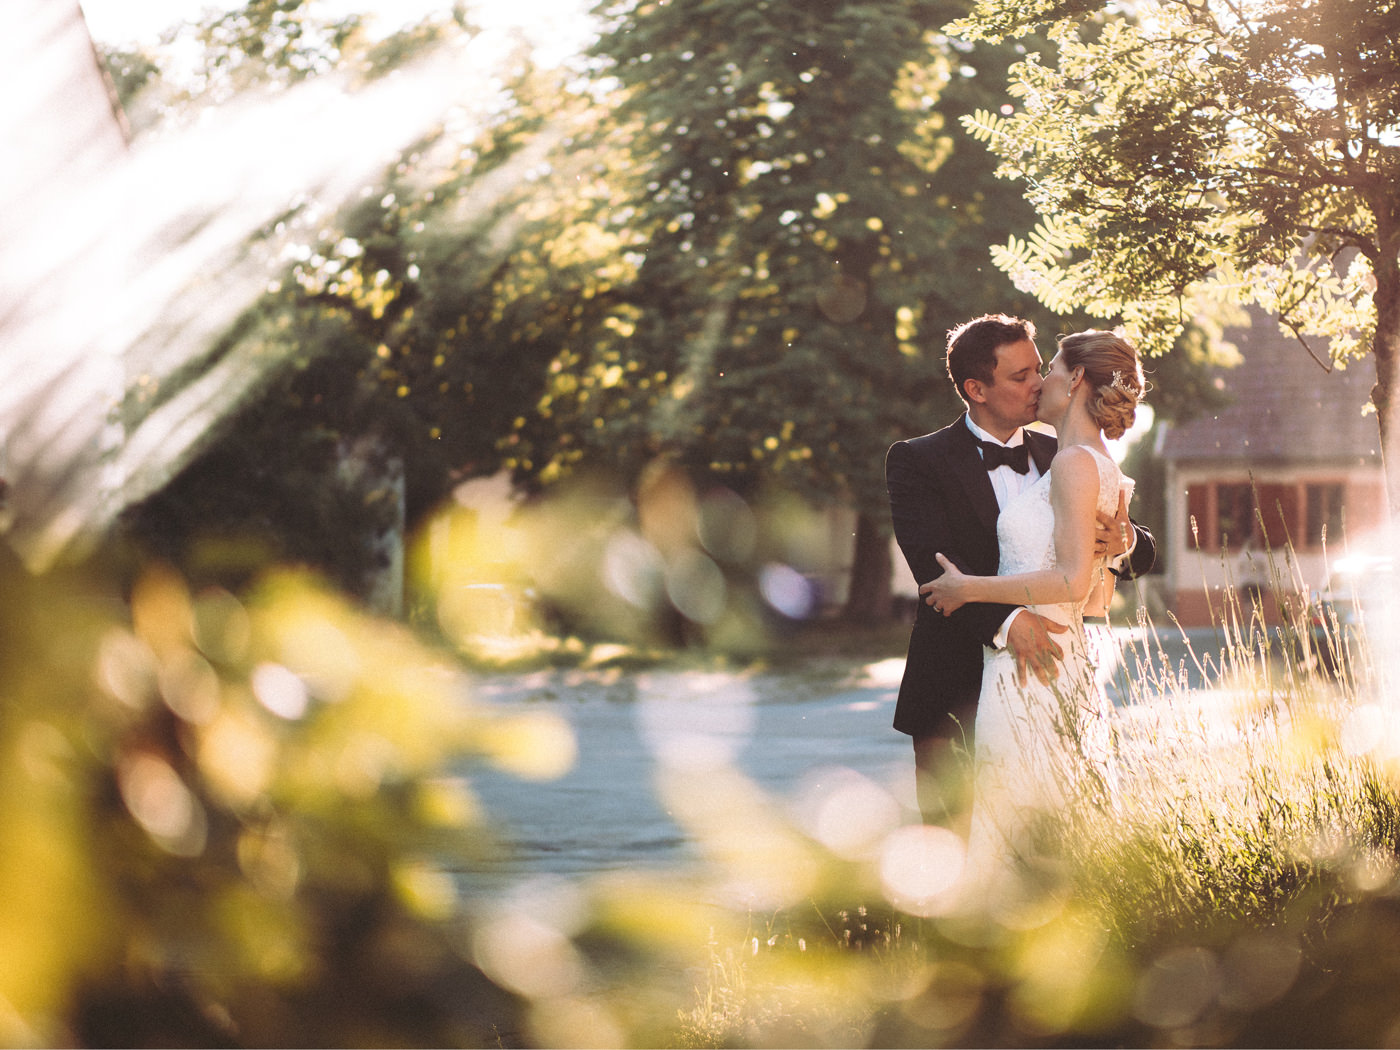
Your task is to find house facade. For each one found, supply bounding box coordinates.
[1158,312,1387,626]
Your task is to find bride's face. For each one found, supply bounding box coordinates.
[1036,351,1078,423]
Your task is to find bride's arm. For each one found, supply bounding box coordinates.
[920,448,1100,613]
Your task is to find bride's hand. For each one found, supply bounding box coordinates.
[918,553,970,615]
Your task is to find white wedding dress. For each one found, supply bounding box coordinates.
[961,446,1131,901]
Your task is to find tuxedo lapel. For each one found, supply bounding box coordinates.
[1027,430,1057,476]
[948,415,1001,535]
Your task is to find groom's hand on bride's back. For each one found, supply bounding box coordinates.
[1094,491,1132,560]
[1006,613,1068,687]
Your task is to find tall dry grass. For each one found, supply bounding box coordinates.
[673,528,1400,1047]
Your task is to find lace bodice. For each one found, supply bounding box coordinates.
[996,446,1130,624]
[963,445,1129,906]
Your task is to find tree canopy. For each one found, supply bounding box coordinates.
[510,0,1075,515]
[499,0,1094,616]
[951,0,1400,508]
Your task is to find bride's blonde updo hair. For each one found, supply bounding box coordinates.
[1058,329,1146,440]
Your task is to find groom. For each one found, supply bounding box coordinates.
[886,314,1155,824]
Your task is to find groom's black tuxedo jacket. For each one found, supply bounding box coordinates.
[885,414,1156,738]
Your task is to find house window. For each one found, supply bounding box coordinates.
[1305,482,1346,547]
[1215,483,1254,551]
[1187,479,1348,553]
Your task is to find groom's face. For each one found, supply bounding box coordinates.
[971,338,1044,436]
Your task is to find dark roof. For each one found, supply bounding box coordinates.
[1159,310,1380,465]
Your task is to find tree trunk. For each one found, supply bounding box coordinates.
[1371,239,1400,521]
[842,510,893,622]
[335,433,405,618]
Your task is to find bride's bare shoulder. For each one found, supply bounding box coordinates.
[1050,444,1100,474]
[1047,445,1103,498]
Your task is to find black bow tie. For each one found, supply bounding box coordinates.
[978,440,1030,474]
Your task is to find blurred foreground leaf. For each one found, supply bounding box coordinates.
[0,548,543,1046]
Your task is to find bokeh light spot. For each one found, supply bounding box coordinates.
[118,752,207,856]
[696,488,757,563]
[251,662,310,720]
[665,550,726,624]
[602,530,664,609]
[759,562,816,619]
[130,567,195,657]
[484,710,577,781]
[1339,701,1400,759]
[879,825,965,917]
[159,650,222,724]
[276,613,361,702]
[200,708,277,807]
[1132,946,1220,1029]
[96,628,158,709]
[1218,933,1300,1011]
[416,776,481,829]
[192,587,252,665]
[796,766,901,858]
[472,912,584,1000]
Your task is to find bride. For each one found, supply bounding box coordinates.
[919,329,1145,899]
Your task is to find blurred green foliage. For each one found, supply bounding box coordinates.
[0,544,551,1045]
[15,474,1400,1047]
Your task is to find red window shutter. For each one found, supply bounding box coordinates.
[1186,485,1212,551]
[1255,483,1298,549]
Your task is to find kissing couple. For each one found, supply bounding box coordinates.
[886,315,1156,899]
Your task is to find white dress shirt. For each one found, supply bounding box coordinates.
[965,418,1134,647]
[966,417,1042,510]
[966,419,1041,647]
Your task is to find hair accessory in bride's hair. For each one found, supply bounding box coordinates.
[1109,370,1138,397]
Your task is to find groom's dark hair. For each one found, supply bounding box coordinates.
[946,314,1038,405]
